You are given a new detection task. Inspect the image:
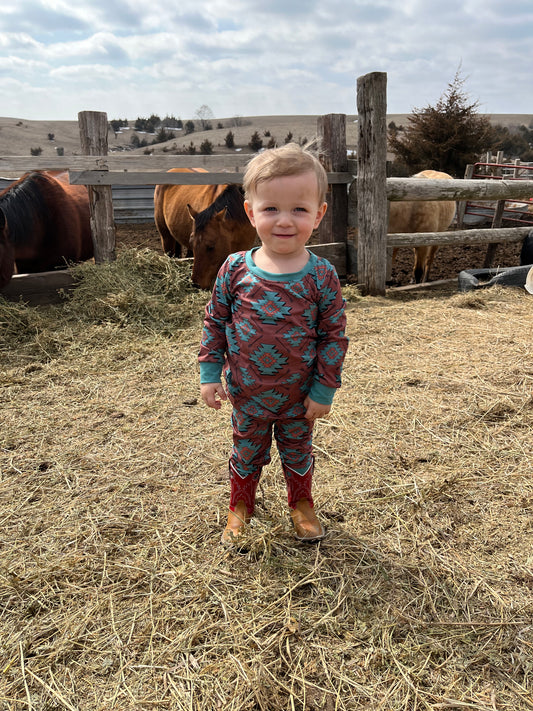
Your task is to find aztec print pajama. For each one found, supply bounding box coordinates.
[228,406,315,514]
[199,249,349,517]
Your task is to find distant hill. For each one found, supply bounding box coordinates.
[0,113,531,164]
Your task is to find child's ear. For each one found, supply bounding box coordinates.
[314,202,327,228]
[244,200,256,226]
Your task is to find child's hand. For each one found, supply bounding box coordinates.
[201,382,228,410]
[304,396,331,422]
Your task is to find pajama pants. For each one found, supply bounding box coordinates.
[228,408,315,515]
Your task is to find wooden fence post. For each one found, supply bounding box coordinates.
[78,111,116,263]
[316,114,348,250]
[356,72,388,295]
[456,164,474,229]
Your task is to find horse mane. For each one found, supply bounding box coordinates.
[194,184,247,232]
[0,172,50,246]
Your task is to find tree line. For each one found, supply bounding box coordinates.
[108,108,303,155]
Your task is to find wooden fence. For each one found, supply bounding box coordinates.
[2,77,533,296]
[0,111,354,280]
[354,72,533,294]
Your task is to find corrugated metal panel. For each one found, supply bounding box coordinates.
[0,178,155,224]
[111,184,155,223]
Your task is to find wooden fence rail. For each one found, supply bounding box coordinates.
[67,170,355,186]
[385,178,533,202]
[386,226,531,247]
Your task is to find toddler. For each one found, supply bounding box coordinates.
[199,143,348,545]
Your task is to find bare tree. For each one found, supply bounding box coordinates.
[195,105,215,130]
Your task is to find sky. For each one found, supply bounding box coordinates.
[0,0,532,122]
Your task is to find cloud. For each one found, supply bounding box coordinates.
[0,0,532,120]
[0,1,90,35]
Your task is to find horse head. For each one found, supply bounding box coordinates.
[188,204,235,290]
[0,208,16,290]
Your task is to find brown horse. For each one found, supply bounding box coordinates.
[154,169,257,290]
[0,171,93,290]
[390,170,456,283]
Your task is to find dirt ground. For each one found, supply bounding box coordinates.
[115,222,525,287]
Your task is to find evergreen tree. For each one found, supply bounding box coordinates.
[388,71,493,177]
[225,130,235,149]
[248,131,263,152]
[156,127,174,143]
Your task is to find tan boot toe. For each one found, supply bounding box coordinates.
[221,500,251,547]
[290,499,326,542]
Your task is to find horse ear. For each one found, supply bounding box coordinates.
[216,208,228,220]
[187,204,198,220]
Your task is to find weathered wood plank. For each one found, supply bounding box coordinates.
[0,155,250,172]
[69,171,244,186]
[386,226,531,247]
[387,178,533,201]
[356,71,388,296]
[317,114,348,244]
[78,111,116,264]
[68,170,354,186]
[388,278,457,292]
[0,270,75,305]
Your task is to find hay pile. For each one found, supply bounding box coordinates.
[1,251,532,710]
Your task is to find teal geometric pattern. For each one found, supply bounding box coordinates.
[320,341,345,365]
[238,439,262,463]
[318,285,337,309]
[235,318,256,342]
[249,388,289,415]
[282,326,306,348]
[239,365,256,387]
[302,303,318,329]
[249,344,288,375]
[252,290,292,324]
[226,327,240,355]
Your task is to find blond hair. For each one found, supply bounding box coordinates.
[243,142,328,204]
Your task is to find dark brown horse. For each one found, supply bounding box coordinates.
[154,168,257,290]
[0,171,93,290]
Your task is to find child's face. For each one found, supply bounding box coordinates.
[244,171,327,260]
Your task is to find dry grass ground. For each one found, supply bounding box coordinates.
[0,248,532,710]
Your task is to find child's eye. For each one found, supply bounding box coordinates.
[294,207,307,212]
[264,206,277,212]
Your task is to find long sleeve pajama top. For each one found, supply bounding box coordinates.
[199,248,348,417]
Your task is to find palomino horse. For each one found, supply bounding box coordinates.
[390,170,456,283]
[0,171,93,290]
[154,168,257,290]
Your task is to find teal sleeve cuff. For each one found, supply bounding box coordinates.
[308,381,336,406]
[200,362,223,384]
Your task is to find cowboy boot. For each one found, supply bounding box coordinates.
[290,498,326,542]
[221,500,251,547]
